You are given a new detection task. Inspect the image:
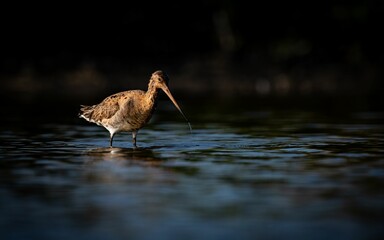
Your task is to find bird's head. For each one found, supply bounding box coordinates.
[150,70,170,89]
[149,70,192,132]
[149,70,178,108]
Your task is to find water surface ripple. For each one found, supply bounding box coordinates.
[0,111,383,240]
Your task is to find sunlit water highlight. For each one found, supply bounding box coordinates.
[0,110,383,239]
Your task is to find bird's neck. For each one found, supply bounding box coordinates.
[145,83,159,104]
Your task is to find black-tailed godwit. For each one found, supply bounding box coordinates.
[79,70,191,148]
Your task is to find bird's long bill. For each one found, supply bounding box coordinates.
[161,86,192,132]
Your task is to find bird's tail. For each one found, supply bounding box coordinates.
[79,105,95,122]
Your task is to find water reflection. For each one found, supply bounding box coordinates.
[85,147,163,166]
[0,109,383,240]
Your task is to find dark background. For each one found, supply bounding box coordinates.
[1,1,383,115]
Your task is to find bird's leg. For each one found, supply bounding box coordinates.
[110,133,115,148]
[132,131,138,148]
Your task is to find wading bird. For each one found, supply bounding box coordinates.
[79,70,191,148]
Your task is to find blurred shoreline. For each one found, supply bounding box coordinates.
[0,60,382,127]
[0,55,382,108]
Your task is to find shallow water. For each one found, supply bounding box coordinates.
[1,106,383,240]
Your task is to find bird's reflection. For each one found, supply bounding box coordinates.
[84,146,164,167]
[82,147,172,184]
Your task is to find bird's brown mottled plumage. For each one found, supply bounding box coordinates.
[79,70,190,148]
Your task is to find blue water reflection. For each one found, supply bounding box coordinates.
[0,110,383,239]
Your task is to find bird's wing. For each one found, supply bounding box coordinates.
[97,93,123,120]
[82,93,122,124]
[80,90,147,125]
